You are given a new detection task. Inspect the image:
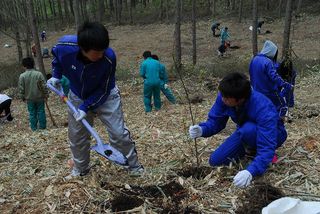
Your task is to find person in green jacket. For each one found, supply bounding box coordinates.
[18,57,48,131]
[140,51,164,112]
[151,54,176,104]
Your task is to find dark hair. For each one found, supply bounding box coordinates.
[218,72,251,100]
[22,57,35,69]
[277,58,293,81]
[273,50,278,62]
[77,22,109,52]
[225,27,228,30]
[151,54,159,60]
[143,51,151,59]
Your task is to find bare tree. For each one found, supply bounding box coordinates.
[238,0,243,23]
[174,0,181,68]
[212,0,216,18]
[296,0,303,15]
[26,0,46,77]
[278,0,283,17]
[252,0,258,55]
[282,0,293,58]
[192,0,196,65]
[97,0,105,22]
[73,0,81,29]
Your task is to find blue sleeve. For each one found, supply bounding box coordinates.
[140,61,146,79]
[288,69,297,107]
[51,46,63,79]
[266,62,288,88]
[79,55,116,113]
[199,93,229,137]
[246,105,278,176]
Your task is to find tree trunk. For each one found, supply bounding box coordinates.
[159,0,163,22]
[97,0,105,22]
[69,0,74,16]
[26,0,46,77]
[129,0,134,24]
[278,0,283,18]
[57,0,63,27]
[63,0,70,24]
[296,0,302,14]
[266,0,270,10]
[192,0,196,65]
[166,0,169,23]
[73,0,81,29]
[231,0,236,11]
[238,0,243,23]
[252,0,258,55]
[43,0,49,29]
[212,0,216,18]
[174,0,181,68]
[15,30,23,63]
[282,0,293,58]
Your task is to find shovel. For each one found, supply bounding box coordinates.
[47,83,128,166]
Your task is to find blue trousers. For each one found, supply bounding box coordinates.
[209,121,287,166]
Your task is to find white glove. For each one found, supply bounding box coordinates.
[164,84,168,89]
[47,77,62,91]
[189,125,202,139]
[233,170,252,188]
[73,110,87,121]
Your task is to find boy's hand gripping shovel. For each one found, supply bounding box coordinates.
[47,83,128,166]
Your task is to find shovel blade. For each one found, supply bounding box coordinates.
[91,143,128,166]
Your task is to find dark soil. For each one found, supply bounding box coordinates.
[177,166,213,179]
[236,182,284,214]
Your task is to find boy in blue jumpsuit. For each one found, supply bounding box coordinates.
[140,51,164,112]
[48,22,143,178]
[189,72,287,188]
[249,40,293,117]
[151,54,176,104]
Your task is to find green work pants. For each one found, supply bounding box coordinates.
[160,83,176,104]
[27,100,46,131]
[143,83,161,112]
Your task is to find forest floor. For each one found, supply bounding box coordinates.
[0,14,320,213]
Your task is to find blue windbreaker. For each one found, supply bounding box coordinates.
[249,40,290,113]
[199,91,286,176]
[51,35,116,113]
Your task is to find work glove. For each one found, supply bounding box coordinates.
[164,84,168,89]
[189,125,202,139]
[233,170,253,188]
[73,110,87,121]
[47,77,62,91]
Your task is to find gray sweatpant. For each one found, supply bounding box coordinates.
[68,86,140,173]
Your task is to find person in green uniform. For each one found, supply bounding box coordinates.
[140,51,164,112]
[151,54,176,104]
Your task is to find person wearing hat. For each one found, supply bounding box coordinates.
[249,40,293,118]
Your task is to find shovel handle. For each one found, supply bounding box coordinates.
[47,83,104,148]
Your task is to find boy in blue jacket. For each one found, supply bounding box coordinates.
[47,22,143,178]
[249,40,293,117]
[189,72,287,188]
